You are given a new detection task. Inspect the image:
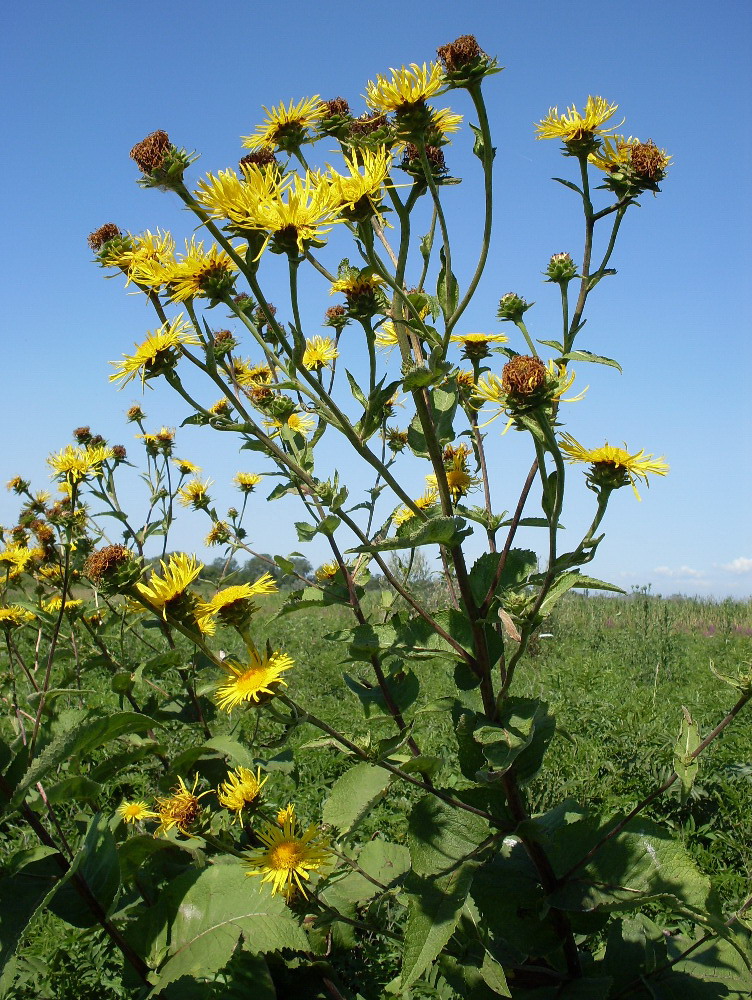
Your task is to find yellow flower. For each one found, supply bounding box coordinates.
[264,412,315,437]
[42,596,84,615]
[276,803,295,827]
[102,229,176,290]
[535,96,619,143]
[200,577,277,629]
[393,488,440,527]
[559,434,669,500]
[215,649,294,712]
[259,172,341,255]
[234,472,262,493]
[302,336,339,371]
[589,135,672,184]
[0,605,36,630]
[172,457,201,476]
[244,814,332,899]
[450,332,509,361]
[241,96,326,151]
[374,321,400,349]
[330,271,386,298]
[426,445,481,502]
[154,775,209,838]
[365,62,444,112]
[0,545,41,580]
[47,444,113,484]
[176,478,213,509]
[161,238,242,303]
[315,561,342,583]
[117,800,157,824]
[325,147,392,215]
[135,553,203,614]
[109,316,200,388]
[195,162,284,233]
[217,766,267,822]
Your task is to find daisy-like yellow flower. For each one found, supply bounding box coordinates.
[6,476,28,494]
[176,478,213,509]
[427,444,481,502]
[195,162,285,234]
[277,803,296,827]
[374,321,400,349]
[330,271,386,298]
[217,766,267,822]
[154,775,210,838]
[302,336,339,372]
[109,316,200,388]
[450,332,509,361]
[559,434,669,500]
[315,561,342,583]
[234,472,262,493]
[162,238,242,304]
[325,147,392,216]
[241,96,326,151]
[265,412,316,437]
[42,596,84,615]
[200,576,278,630]
[365,62,444,113]
[215,649,294,712]
[172,457,201,476]
[393,488,440,527]
[0,544,42,580]
[117,800,157,825]
[260,172,342,256]
[47,444,113,485]
[244,814,332,900]
[135,553,203,615]
[0,605,36,630]
[535,96,619,143]
[101,229,176,290]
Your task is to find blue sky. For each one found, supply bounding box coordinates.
[1,0,750,597]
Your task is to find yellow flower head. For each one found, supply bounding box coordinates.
[172,457,201,476]
[195,162,285,233]
[393,488,440,527]
[117,800,157,825]
[330,271,386,299]
[0,544,42,580]
[135,553,203,613]
[325,147,392,216]
[215,648,294,712]
[217,766,267,822]
[47,444,113,485]
[265,412,316,437]
[109,316,199,388]
[276,803,296,827]
[154,775,210,838]
[261,172,342,256]
[200,576,277,629]
[450,332,509,361]
[162,238,242,304]
[302,336,339,372]
[241,96,326,151]
[426,444,481,501]
[0,605,36,630]
[535,96,619,143]
[102,229,176,290]
[559,433,669,500]
[42,596,84,615]
[315,561,342,583]
[234,472,262,493]
[375,321,400,350]
[365,62,444,113]
[244,814,332,899]
[176,478,213,509]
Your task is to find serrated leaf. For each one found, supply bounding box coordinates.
[322,762,393,835]
[0,851,63,976]
[408,795,490,879]
[469,549,537,604]
[349,515,471,554]
[141,863,308,995]
[560,349,622,372]
[49,813,120,928]
[437,246,459,319]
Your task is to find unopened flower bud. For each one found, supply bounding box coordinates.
[546,252,577,284]
[85,544,143,594]
[497,292,532,323]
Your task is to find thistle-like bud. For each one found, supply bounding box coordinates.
[546,252,577,284]
[318,97,353,139]
[213,330,239,357]
[386,427,409,453]
[126,404,146,423]
[400,143,449,184]
[73,426,92,444]
[85,544,143,594]
[324,305,349,331]
[502,355,548,401]
[112,445,127,462]
[437,34,501,89]
[130,130,197,190]
[88,223,122,252]
[497,292,532,323]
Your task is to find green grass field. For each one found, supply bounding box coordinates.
[4,592,751,998]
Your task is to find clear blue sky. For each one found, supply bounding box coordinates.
[2,0,750,597]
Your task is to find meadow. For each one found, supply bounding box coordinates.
[4,590,750,999]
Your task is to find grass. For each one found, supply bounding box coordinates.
[3,591,751,997]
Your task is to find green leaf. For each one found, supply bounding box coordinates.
[407,386,457,456]
[41,775,102,805]
[138,862,308,995]
[473,698,554,783]
[322,838,410,905]
[343,669,420,718]
[0,850,62,977]
[674,707,701,804]
[437,246,459,319]
[10,712,157,810]
[560,349,622,372]
[537,338,565,353]
[49,813,120,928]
[653,928,752,994]
[470,122,496,163]
[118,836,190,882]
[599,914,669,991]
[552,176,583,194]
[550,817,717,915]
[468,549,537,604]
[401,862,478,988]
[322,762,393,836]
[408,795,490,879]
[480,951,512,996]
[349,514,471,554]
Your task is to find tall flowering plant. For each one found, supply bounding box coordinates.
[2,34,751,999]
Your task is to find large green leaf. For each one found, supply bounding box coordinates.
[408,795,490,879]
[407,386,457,456]
[139,862,308,995]
[10,712,156,810]
[322,838,410,905]
[343,668,420,718]
[349,514,472,554]
[322,762,393,835]
[401,862,478,988]
[468,550,538,605]
[646,928,752,996]
[0,848,61,978]
[49,812,120,928]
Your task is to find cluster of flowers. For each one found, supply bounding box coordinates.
[118,771,331,901]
